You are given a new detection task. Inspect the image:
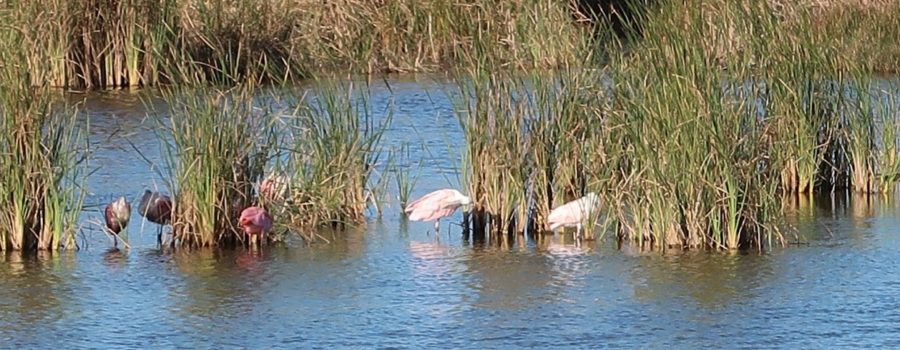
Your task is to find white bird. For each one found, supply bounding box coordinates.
[547,192,601,240]
[404,189,472,234]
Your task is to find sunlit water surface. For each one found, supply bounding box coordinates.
[3,76,900,348]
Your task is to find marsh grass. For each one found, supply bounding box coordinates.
[280,83,390,231]
[152,82,276,247]
[844,79,900,194]
[597,0,900,249]
[454,0,900,251]
[453,67,607,242]
[4,0,592,88]
[0,23,88,251]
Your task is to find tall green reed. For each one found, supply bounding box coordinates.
[0,22,88,251]
[280,83,390,231]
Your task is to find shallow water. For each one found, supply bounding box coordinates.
[4,76,900,348]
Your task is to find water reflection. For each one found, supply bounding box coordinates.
[0,252,79,346]
[630,251,777,310]
[167,248,273,343]
[102,247,128,270]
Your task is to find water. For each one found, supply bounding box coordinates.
[3,76,900,348]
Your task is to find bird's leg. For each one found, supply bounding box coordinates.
[157,226,163,247]
[114,235,118,248]
[250,235,258,250]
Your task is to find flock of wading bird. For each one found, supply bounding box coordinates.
[102,174,602,248]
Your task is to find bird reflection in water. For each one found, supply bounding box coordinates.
[102,247,128,270]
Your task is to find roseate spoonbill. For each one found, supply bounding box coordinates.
[404,189,472,234]
[547,192,600,240]
[138,190,172,245]
[239,206,273,247]
[259,173,289,201]
[104,196,131,247]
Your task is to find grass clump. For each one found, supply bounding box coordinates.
[453,67,608,242]
[0,23,88,251]
[452,0,900,251]
[153,82,276,247]
[279,83,390,231]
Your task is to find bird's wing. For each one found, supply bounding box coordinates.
[405,189,455,214]
[547,197,592,227]
[406,191,460,221]
[548,204,580,225]
[104,205,114,227]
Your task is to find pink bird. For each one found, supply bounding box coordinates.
[259,173,289,201]
[239,206,274,247]
[547,192,601,240]
[404,189,472,234]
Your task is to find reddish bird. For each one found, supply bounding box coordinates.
[547,192,601,240]
[404,189,472,234]
[239,206,273,247]
[138,190,172,245]
[259,173,289,201]
[104,196,131,247]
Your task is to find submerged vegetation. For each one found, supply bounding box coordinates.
[2,0,900,252]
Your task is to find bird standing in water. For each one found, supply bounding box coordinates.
[239,206,273,248]
[547,192,601,241]
[404,189,472,234]
[104,196,131,248]
[138,190,172,245]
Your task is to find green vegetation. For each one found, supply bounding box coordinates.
[0,20,88,251]
[152,82,275,247]
[2,0,588,88]
[455,0,900,250]
[279,83,390,231]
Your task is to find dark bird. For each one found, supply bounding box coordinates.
[104,196,131,247]
[138,190,172,245]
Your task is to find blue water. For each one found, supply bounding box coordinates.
[2,76,900,348]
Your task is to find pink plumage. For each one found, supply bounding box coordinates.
[404,188,472,233]
[259,174,289,201]
[239,206,273,238]
[547,192,600,232]
[405,189,469,221]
